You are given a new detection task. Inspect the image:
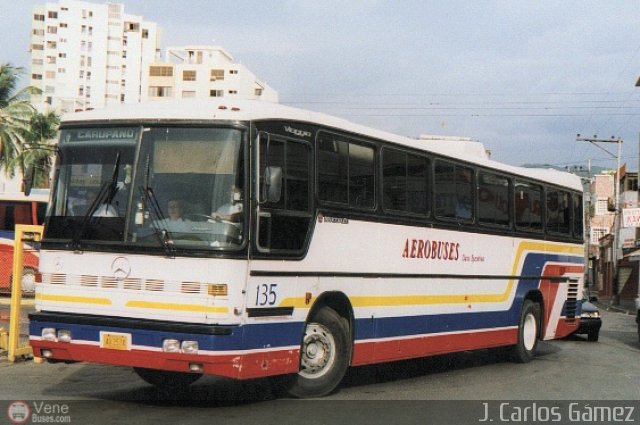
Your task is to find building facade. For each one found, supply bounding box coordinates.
[29,0,160,113]
[142,46,278,103]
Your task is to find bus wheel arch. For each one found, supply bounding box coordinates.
[287,292,354,398]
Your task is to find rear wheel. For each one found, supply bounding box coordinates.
[133,367,201,391]
[511,299,540,363]
[287,307,351,398]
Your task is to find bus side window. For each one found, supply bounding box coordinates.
[258,136,312,253]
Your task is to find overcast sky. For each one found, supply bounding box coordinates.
[2,0,640,169]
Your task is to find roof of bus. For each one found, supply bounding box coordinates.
[62,99,583,191]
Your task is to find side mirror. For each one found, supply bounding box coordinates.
[22,164,35,196]
[263,166,282,204]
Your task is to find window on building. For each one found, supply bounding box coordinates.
[46,41,57,49]
[209,90,223,97]
[229,69,238,75]
[434,160,474,221]
[31,74,42,80]
[182,91,196,98]
[590,227,609,245]
[382,148,428,215]
[595,198,610,215]
[149,66,173,77]
[31,44,44,51]
[210,69,224,81]
[59,23,67,28]
[228,90,237,95]
[183,70,196,81]
[45,71,55,79]
[142,29,149,39]
[32,29,44,36]
[255,88,263,96]
[148,86,173,97]
[47,26,57,34]
[125,22,140,32]
[47,11,58,19]
[478,171,510,227]
[34,14,45,21]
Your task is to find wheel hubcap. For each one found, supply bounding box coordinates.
[299,322,336,379]
[523,312,537,351]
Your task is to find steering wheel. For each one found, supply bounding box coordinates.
[182,213,214,222]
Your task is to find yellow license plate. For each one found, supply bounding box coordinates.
[100,332,131,351]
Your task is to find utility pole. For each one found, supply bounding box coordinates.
[576,135,623,305]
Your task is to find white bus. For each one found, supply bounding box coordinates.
[30,99,584,397]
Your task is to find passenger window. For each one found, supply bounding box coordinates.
[318,133,375,209]
[515,181,543,232]
[434,160,473,221]
[573,193,583,238]
[478,172,510,227]
[546,189,571,234]
[382,148,429,215]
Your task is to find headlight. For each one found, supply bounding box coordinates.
[162,338,181,353]
[42,328,57,341]
[57,329,72,343]
[181,340,199,354]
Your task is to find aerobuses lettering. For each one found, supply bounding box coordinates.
[402,238,460,260]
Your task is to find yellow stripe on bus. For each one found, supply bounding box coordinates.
[125,300,228,314]
[35,293,112,305]
[277,241,584,309]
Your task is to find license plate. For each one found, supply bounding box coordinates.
[100,332,131,351]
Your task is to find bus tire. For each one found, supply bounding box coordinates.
[287,307,351,398]
[510,299,540,363]
[133,367,201,391]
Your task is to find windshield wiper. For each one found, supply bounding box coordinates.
[140,155,176,257]
[71,152,121,250]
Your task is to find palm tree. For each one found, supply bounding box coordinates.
[0,63,39,177]
[20,110,60,188]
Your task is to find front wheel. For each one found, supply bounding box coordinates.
[510,300,540,363]
[286,307,351,398]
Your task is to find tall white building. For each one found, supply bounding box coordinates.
[143,46,278,103]
[29,0,160,112]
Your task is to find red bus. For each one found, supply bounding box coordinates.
[0,189,49,295]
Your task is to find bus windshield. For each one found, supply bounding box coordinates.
[46,126,246,252]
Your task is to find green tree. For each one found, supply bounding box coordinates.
[0,63,37,176]
[20,110,60,188]
[0,63,59,187]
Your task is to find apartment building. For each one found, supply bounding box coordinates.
[29,0,160,112]
[143,46,278,103]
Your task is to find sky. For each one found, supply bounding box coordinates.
[2,0,640,170]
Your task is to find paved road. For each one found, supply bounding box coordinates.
[1,305,639,424]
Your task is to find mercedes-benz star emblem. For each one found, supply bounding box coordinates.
[111,257,131,280]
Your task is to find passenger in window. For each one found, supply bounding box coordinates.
[455,196,472,219]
